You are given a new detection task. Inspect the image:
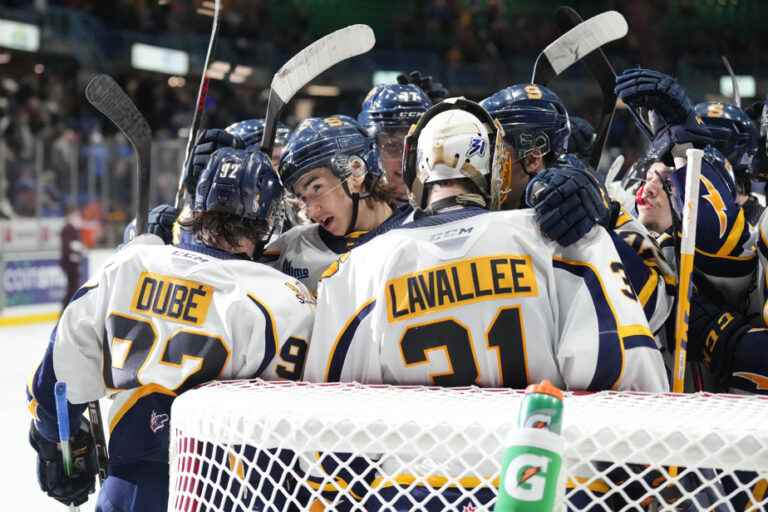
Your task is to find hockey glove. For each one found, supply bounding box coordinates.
[29,418,98,507]
[646,113,715,166]
[396,70,448,103]
[568,116,596,160]
[525,164,619,246]
[687,289,752,382]
[615,68,694,128]
[147,203,179,244]
[184,129,245,194]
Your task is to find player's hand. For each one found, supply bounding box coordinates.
[646,113,714,166]
[525,164,617,246]
[185,129,245,194]
[687,289,751,376]
[396,70,448,103]
[29,418,98,506]
[147,204,179,244]
[615,68,694,128]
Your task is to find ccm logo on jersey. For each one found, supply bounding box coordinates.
[386,254,538,322]
[130,272,213,326]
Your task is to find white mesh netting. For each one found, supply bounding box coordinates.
[168,380,768,511]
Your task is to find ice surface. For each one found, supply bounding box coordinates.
[2,321,103,511]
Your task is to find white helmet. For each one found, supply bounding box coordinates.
[416,109,492,188]
[403,97,505,210]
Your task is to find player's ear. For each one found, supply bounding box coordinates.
[348,165,367,193]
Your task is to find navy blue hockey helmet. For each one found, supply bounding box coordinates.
[693,102,759,171]
[357,84,432,135]
[278,115,381,192]
[480,83,571,164]
[225,118,291,149]
[194,147,283,232]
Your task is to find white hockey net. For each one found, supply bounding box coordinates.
[169,380,768,511]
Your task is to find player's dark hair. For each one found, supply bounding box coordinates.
[365,174,400,207]
[180,211,271,254]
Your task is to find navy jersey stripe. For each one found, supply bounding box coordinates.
[623,335,657,350]
[326,300,377,382]
[247,296,278,377]
[553,259,622,391]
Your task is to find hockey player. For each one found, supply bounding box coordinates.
[480,83,571,210]
[303,99,667,510]
[615,68,757,310]
[358,83,432,202]
[480,83,673,336]
[26,147,314,511]
[263,115,408,294]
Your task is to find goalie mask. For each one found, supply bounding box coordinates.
[402,98,506,210]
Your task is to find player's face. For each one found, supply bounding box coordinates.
[292,167,354,236]
[636,162,674,234]
[376,129,409,200]
[499,144,533,210]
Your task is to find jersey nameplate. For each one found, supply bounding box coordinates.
[130,272,213,326]
[386,254,538,322]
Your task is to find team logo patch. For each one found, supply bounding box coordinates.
[707,103,725,118]
[467,136,486,158]
[524,84,543,100]
[150,410,169,433]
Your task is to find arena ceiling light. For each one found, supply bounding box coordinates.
[720,75,755,99]
[0,19,40,52]
[306,84,340,97]
[131,43,189,75]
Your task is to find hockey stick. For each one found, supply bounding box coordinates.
[85,73,154,483]
[531,10,627,87]
[555,6,654,169]
[260,24,376,156]
[672,148,704,393]
[174,0,221,209]
[721,55,741,107]
[54,382,79,512]
[85,74,152,235]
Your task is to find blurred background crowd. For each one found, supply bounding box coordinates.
[0,0,765,248]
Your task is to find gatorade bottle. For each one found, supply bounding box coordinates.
[494,380,566,512]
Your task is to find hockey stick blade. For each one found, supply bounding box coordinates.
[556,6,620,169]
[556,6,653,169]
[532,10,627,84]
[85,74,152,234]
[261,24,376,155]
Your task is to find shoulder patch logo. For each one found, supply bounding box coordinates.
[285,281,316,305]
[150,410,169,433]
[321,252,350,280]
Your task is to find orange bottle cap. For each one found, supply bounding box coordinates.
[525,379,563,400]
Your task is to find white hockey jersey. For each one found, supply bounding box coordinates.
[27,235,314,464]
[305,208,668,392]
[263,224,362,294]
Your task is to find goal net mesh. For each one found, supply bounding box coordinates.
[168,380,768,511]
